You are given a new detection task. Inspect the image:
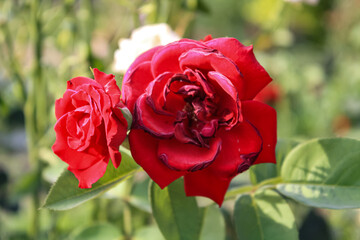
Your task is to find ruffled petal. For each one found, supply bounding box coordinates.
[134,94,175,138]
[183,121,263,206]
[207,71,241,128]
[52,114,104,169]
[242,100,277,164]
[151,39,206,77]
[55,89,76,119]
[205,37,272,100]
[179,48,244,97]
[93,68,121,107]
[129,129,185,188]
[67,77,102,90]
[105,110,128,168]
[157,137,222,171]
[122,62,154,113]
[68,157,108,188]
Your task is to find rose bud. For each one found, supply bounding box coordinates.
[122,37,277,206]
[52,69,128,188]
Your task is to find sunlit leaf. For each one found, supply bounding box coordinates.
[278,138,360,209]
[234,189,299,240]
[150,178,204,240]
[42,148,139,210]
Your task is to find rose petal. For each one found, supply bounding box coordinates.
[207,71,241,128]
[183,120,263,206]
[129,129,185,188]
[124,46,162,80]
[67,76,102,90]
[242,100,277,164]
[93,68,121,107]
[157,137,222,172]
[68,158,108,188]
[55,89,76,119]
[184,170,231,206]
[151,39,206,77]
[205,38,272,100]
[145,72,174,111]
[105,110,128,168]
[134,94,175,138]
[179,48,244,97]
[52,115,105,169]
[122,62,154,113]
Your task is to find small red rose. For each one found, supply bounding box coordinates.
[122,37,277,205]
[52,69,128,188]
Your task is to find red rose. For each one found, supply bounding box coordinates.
[52,69,128,188]
[122,37,277,205]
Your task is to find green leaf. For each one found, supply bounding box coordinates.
[199,205,225,240]
[42,148,139,210]
[250,139,299,185]
[278,138,360,209]
[71,223,121,240]
[150,178,204,240]
[234,189,299,240]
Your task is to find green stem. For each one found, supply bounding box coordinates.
[80,0,95,67]
[26,0,46,238]
[225,176,283,200]
[0,22,27,102]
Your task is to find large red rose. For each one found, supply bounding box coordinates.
[52,69,128,188]
[122,37,277,205]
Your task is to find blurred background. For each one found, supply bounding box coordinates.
[0,0,359,239]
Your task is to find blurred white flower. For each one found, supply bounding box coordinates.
[113,23,180,74]
[285,0,319,5]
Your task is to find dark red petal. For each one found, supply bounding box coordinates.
[242,100,277,164]
[67,77,102,90]
[205,38,272,100]
[151,40,206,77]
[52,115,104,169]
[179,48,244,97]
[124,46,163,80]
[183,121,263,206]
[184,170,231,206]
[134,94,175,138]
[122,62,154,113]
[129,129,185,188]
[157,137,222,171]
[145,72,174,111]
[68,158,108,188]
[207,71,241,128]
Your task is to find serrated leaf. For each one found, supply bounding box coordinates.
[42,148,139,210]
[150,178,204,240]
[234,189,299,240]
[278,138,360,209]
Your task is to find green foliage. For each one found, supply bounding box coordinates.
[234,189,299,240]
[278,138,360,209]
[70,223,122,240]
[150,178,204,240]
[199,205,225,240]
[43,148,138,210]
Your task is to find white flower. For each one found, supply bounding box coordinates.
[113,23,180,74]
